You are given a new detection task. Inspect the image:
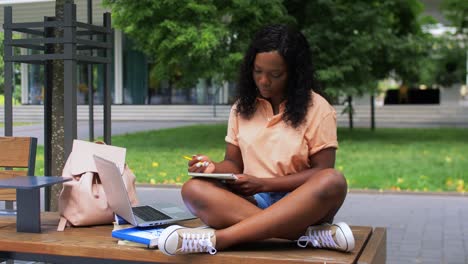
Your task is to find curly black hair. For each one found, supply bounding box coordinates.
[236,24,320,128]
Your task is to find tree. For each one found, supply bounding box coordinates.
[104,0,293,91]
[441,0,468,86]
[388,1,435,87]
[418,36,466,87]
[105,0,432,130]
[441,0,468,33]
[286,0,433,129]
[48,0,72,211]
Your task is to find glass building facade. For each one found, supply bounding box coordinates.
[23,32,235,106]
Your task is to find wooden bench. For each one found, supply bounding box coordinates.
[0,212,386,264]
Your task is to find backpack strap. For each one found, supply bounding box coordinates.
[57,216,69,231]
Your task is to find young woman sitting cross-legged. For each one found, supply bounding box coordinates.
[157,24,355,256]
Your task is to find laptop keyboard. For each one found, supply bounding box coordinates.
[132,206,172,221]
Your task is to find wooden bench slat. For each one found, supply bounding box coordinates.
[0,171,28,200]
[0,137,32,168]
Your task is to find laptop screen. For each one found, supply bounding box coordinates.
[93,155,138,226]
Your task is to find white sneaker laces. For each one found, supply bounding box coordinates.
[180,233,217,255]
[297,229,338,249]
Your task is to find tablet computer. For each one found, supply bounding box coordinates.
[188,172,238,180]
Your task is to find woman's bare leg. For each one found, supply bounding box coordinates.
[182,178,262,229]
[213,168,347,250]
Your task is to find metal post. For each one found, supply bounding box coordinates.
[103,12,112,144]
[43,16,55,211]
[3,7,13,137]
[63,3,77,157]
[370,94,375,130]
[347,95,353,130]
[87,0,94,141]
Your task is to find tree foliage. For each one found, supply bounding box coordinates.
[104,0,292,88]
[286,0,433,98]
[418,36,466,87]
[105,0,436,99]
[441,0,468,34]
[439,0,467,86]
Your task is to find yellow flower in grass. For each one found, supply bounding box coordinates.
[446,178,453,188]
[397,178,404,184]
[456,180,465,193]
[149,179,156,185]
[419,175,428,180]
[337,165,344,171]
[159,172,167,177]
[176,176,182,183]
[152,162,159,167]
[444,156,452,163]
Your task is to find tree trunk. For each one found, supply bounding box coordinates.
[347,95,353,130]
[167,79,173,104]
[370,94,375,131]
[49,0,73,211]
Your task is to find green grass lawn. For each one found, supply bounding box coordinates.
[34,125,468,192]
[0,94,21,106]
[0,122,37,127]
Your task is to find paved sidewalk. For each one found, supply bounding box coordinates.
[335,192,468,264]
[137,186,468,264]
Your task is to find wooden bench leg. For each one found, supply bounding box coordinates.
[358,227,387,264]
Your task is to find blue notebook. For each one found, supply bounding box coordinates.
[112,226,165,248]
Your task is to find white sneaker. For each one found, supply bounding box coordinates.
[158,225,217,256]
[297,222,355,252]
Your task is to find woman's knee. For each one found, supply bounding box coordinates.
[310,168,347,201]
[181,178,212,202]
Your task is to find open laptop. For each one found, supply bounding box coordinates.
[94,155,195,227]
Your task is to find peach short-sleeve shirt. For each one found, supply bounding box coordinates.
[225,91,338,178]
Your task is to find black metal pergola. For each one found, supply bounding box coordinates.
[3,3,112,208]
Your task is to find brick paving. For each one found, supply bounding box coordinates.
[336,192,468,264]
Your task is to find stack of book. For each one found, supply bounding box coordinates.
[112,224,164,248]
[112,216,165,248]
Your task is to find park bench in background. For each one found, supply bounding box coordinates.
[0,137,37,207]
[0,137,37,264]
